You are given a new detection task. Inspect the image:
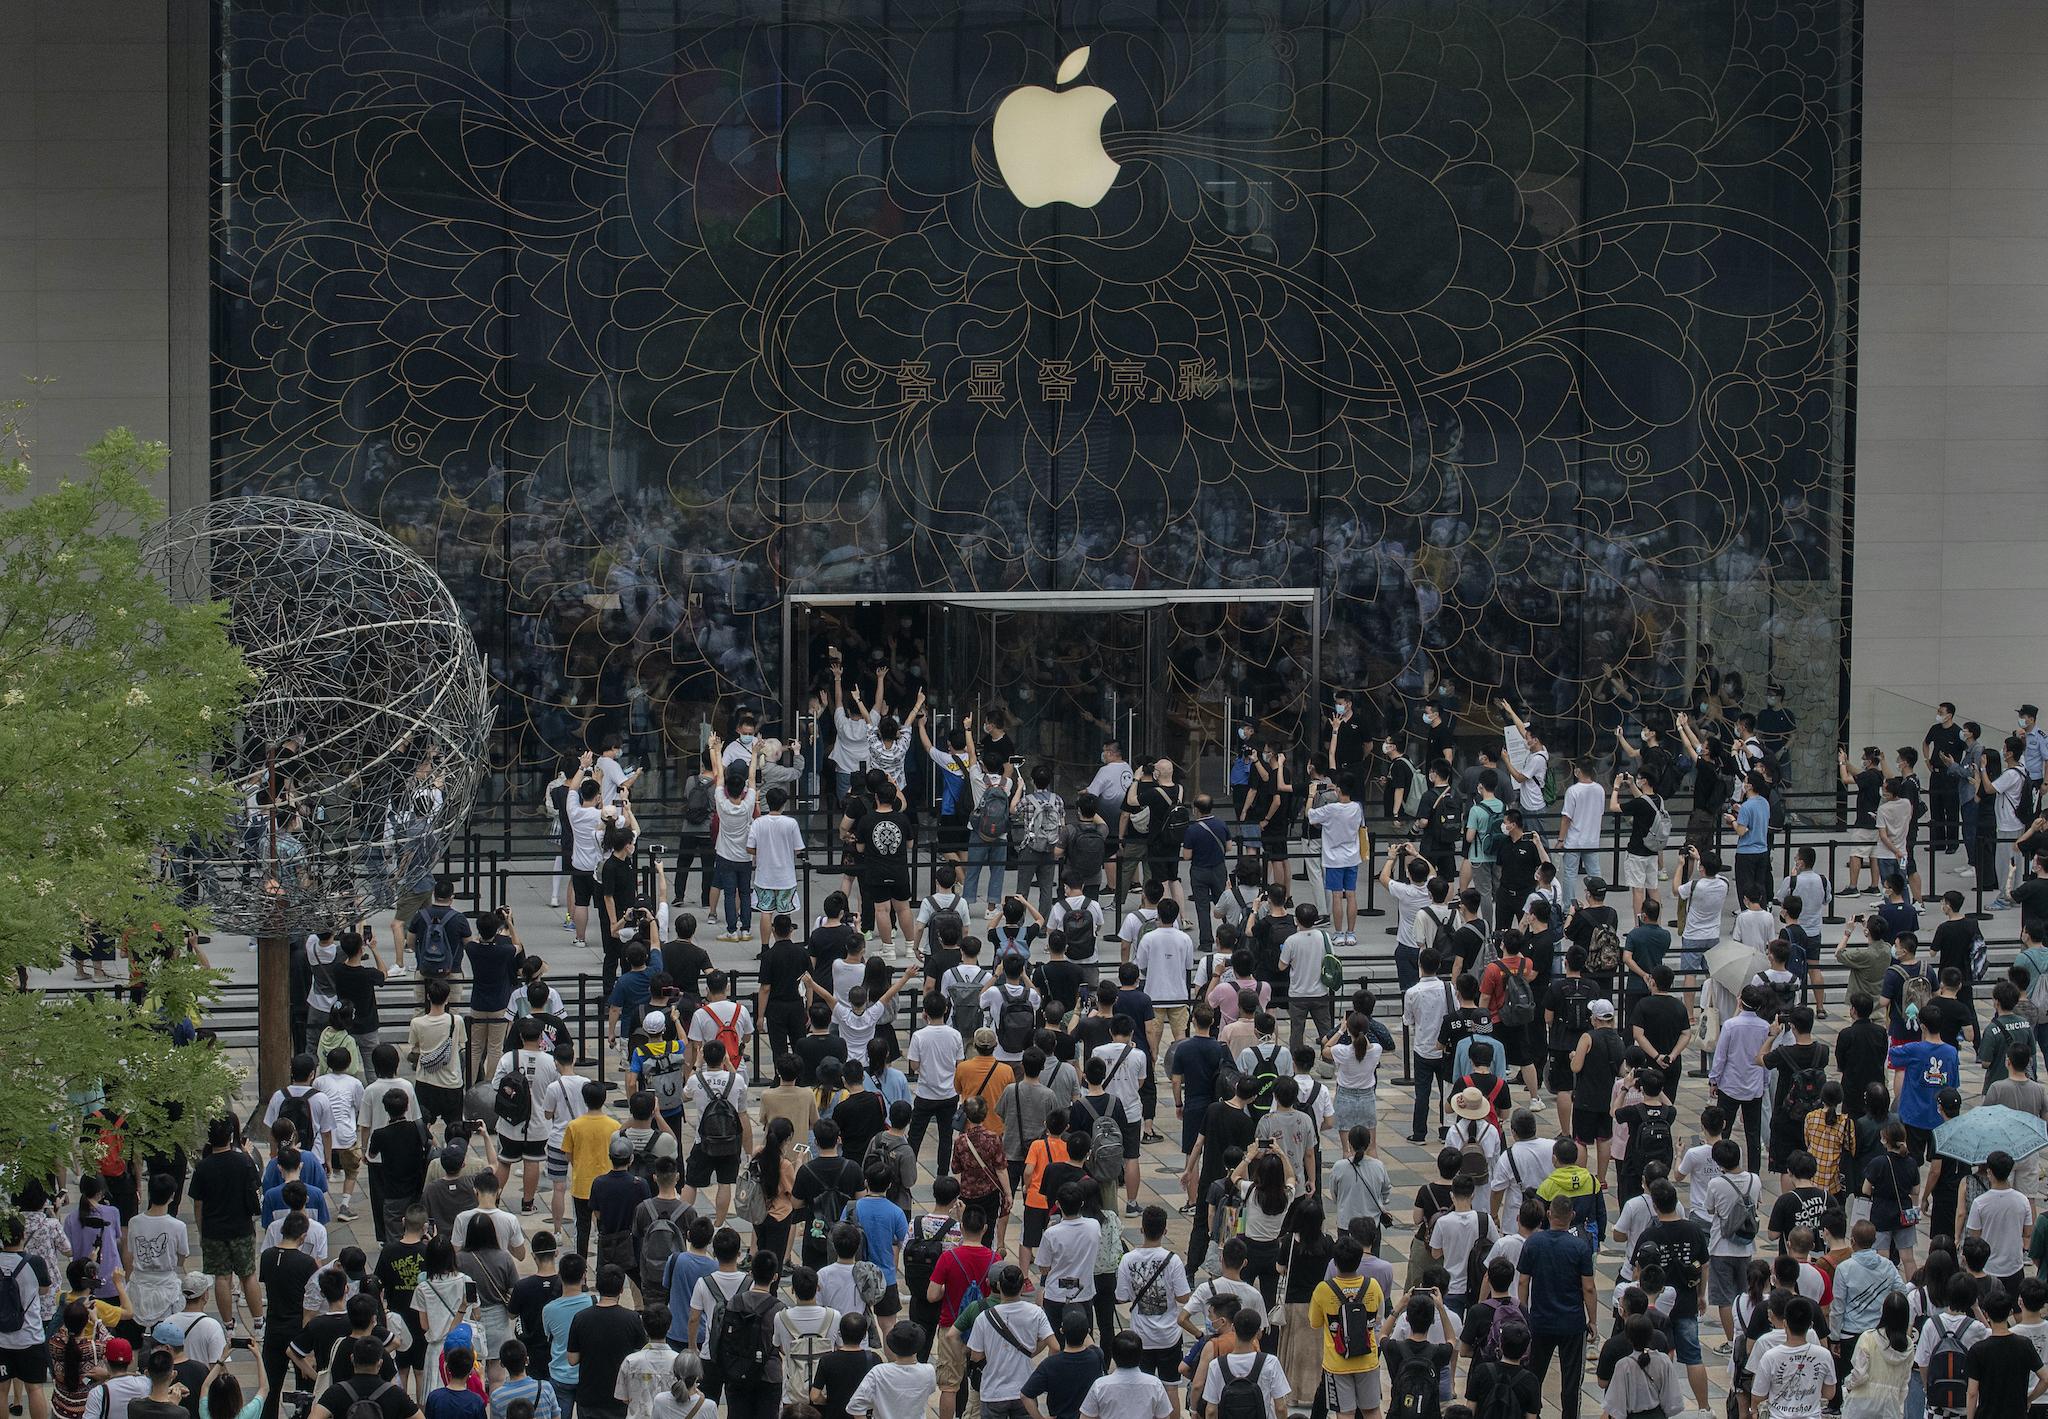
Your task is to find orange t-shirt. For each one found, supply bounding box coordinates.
[953,1057,1015,1134]
[1023,1138,1070,1211]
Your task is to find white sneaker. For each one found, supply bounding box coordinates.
[1525,1098,1547,1112]
[547,898,560,909]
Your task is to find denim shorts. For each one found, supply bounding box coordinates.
[1324,864,1359,893]
[1669,1312,1703,1366]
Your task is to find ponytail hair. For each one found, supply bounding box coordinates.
[1819,1079,1843,1129]
[1344,1011,1373,1063]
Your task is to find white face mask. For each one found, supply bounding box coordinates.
[738,733,756,746]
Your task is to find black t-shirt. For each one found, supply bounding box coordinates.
[1767,1187,1829,1249]
[1631,995,1690,1058]
[1622,797,1658,856]
[1692,758,1726,815]
[370,1119,429,1199]
[1969,1333,2041,1416]
[566,1304,648,1414]
[1438,1004,1488,1062]
[831,1090,887,1165]
[316,1374,418,1419]
[1595,1327,1672,1384]
[260,1246,321,1332]
[1852,768,1884,826]
[510,1272,563,1350]
[664,940,714,1002]
[807,922,862,984]
[1136,782,1182,852]
[757,940,812,1005]
[374,1237,428,1312]
[131,1400,191,1419]
[598,856,638,927]
[1022,1345,1106,1419]
[2014,878,2048,942]
[978,731,1016,769]
[1931,918,1978,982]
[1034,960,1088,1017]
[1572,1029,1624,1112]
[1836,1020,1890,1115]
[188,1149,261,1240]
[1636,1217,1708,1319]
[812,1349,879,1419]
[857,809,909,863]
[1197,1102,1258,1185]
[795,1034,848,1086]
[1073,1015,1116,1057]
[1927,722,1965,764]
[291,1310,355,1376]
[333,961,387,1032]
[1761,1041,1830,1112]
[1497,836,1541,897]
[1448,923,1487,976]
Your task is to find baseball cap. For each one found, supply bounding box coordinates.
[973,1027,997,1049]
[106,1339,133,1364]
[641,1009,666,1036]
[1583,876,1609,898]
[153,1320,187,1347]
[608,1133,635,1164]
[181,1272,210,1297]
[1591,998,1617,1020]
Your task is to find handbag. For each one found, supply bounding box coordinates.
[1889,1158,1922,1227]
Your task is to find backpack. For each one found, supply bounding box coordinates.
[1567,1186,1609,1248]
[1631,1105,1675,1169]
[342,1380,398,1419]
[1461,1213,1495,1299]
[1058,908,1098,963]
[902,1216,954,1292]
[1900,968,1935,1027]
[698,1073,742,1157]
[780,1307,835,1400]
[1215,1353,1274,1419]
[1455,1121,1492,1190]
[947,969,993,1035]
[1718,1174,1759,1243]
[416,906,460,975]
[0,1255,28,1333]
[696,1003,743,1068]
[1129,1254,1176,1318]
[863,1133,916,1207]
[1642,793,1671,854]
[971,791,1011,845]
[1497,968,1536,1027]
[1158,795,1192,842]
[681,775,714,831]
[996,983,1036,1054]
[799,1162,851,1250]
[2023,946,2048,1015]
[1477,1297,1527,1363]
[1925,1315,1972,1412]
[925,895,966,946]
[638,1203,685,1291]
[1321,1277,1376,1358]
[1781,1052,1829,1125]
[1971,931,1988,983]
[1387,1343,1441,1419]
[850,1259,887,1307]
[1065,822,1108,880]
[1085,1109,1125,1188]
[1247,1045,1285,1116]
[1319,930,1347,996]
[734,1158,768,1226]
[273,1086,317,1147]
[1019,792,1064,854]
[1587,925,1622,977]
[710,1289,775,1383]
[493,1066,533,1126]
[1476,800,1506,859]
[1553,978,1596,1042]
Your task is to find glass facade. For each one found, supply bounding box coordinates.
[213,0,1857,791]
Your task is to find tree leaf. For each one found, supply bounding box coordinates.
[1056,47,1090,86]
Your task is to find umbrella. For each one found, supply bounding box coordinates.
[1704,941,1769,997]
[1933,1105,2048,1166]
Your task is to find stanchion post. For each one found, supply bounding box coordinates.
[1823,841,1843,925]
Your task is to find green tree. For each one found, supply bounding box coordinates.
[0,424,254,1186]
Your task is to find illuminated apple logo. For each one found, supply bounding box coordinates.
[991,46,1120,209]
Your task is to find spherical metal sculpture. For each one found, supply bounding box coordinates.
[146,497,493,937]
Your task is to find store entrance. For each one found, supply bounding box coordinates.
[784,591,1319,811]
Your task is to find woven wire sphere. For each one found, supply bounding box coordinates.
[146,497,494,937]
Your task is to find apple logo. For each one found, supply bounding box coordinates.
[991,46,1120,209]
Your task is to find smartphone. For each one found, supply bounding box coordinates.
[465,1281,479,1305]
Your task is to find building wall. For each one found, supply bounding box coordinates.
[0,1,173,500]
[1855,0,2048,747]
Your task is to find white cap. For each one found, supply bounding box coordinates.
[641,1010,666,1035]
[1590,998,1617,1019]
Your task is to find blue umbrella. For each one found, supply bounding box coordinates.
[1932,1105,2048,1166]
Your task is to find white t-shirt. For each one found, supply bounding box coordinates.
[834,1002,888,1058]
[305,934,340,1011]
[847,1361,938,1419]
[684,1069,748,1121]
[1518,750,1550,814]
[1968,1187,2034,1277]
[1087,763,1135,823]
[1294,1075,1336,1136]
[1387,881,1432,946]
[490,1049,562,1144]
[597,755,631,806]
[1115,1248,1191,1350]
[1913,1312,1988,1368]
[1183,1277,1267,1328]
[1560,780,1606,848]
[1677,874,1729,942]
[1081,1369,1173,1419]
[1047,897,1103,942]
[830,708,873,772]
[715,789,756,863]
[689,1001,753,1057]
[1330,1039,1382,1091]
[1706,1171,1761,1258]
[313,1072,365,1149]
[361,1077,419,1136]
[747,814,805,891]
[1133,926,1195,1006]
[541,1073,589,1149]
[1280,929,1327,1000]
[816,1262,862,1320]
[1997,768,2027,834]
[1493,1138,1555,1203]
[907,1024,964,1102]
[967,1300,1054,1401]
[1036,1216,1103,1302]
[1201,1349,1291,1409]
[1117,908,1160,951]
[1782,870,1829,936]
[1429,1209,1493,1293]
[450,1206,524,1255]
[1749,1338,1836,1418]
[1677,1144,1720,1215]
[1732,908,1776,951]
[1098,1040,1148,1119]
[264,1084,335,1144]
[687,1270,749,1359]
[1307,799,1364,868]
[568,802,606,872]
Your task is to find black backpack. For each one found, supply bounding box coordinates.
[1157,792,1192,842]
[681,775,714,832]
[698,1074,742,1157]
[1215,1353,1272,1419]
[1632,1105,1675,1168]
[1925,1315,1972,1412]
[925,895,966,944]
[902,1217,954,1293]
[493,1067,533,1126]
[273,1086,317,1146]
[996,984,1036,1054]
[1065,823,1107,880]
[0,1255,29,1332]
[1387,1341,1441,1419]
[1782,1053,1829,1125]
[342,1380,397,1419]
[710,1288,775,1383]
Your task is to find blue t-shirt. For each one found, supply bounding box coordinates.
[425,1389,487,1419]
[466,934,522,1013]
[1516,1226,1595,1335]
[853,1196,910,1282]
[662,1252,718,1344]
[261,1152,329,1196]
[1170,1036,1233,1109]
[1887,1040,1961,1130]
[1021,1345,1106,1418]
[1735,797,1770,853]
[608,970,653,1017]
[542,1292,594,1385]
[259,1182,330,1228]
[1182,817,1231,870]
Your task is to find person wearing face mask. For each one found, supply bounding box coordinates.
[2020,706,2048,822]
[1421,700,1457,773]
[1380,738,1417,822]
[1326,693,1368,793]
[721,711,761,767]
[1229,725,1256,822]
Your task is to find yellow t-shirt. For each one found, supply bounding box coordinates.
[561,1113,620,1199]
[1308,1273,1384,1374]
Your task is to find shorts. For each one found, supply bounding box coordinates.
[1621,853,1656,890]
[1874,1224,1919,1255]
[1120,1120,1142,1161]
[934,1327,969,1387]
[1324,865,1359,893]
[202,1234,255,1278]
[1573,1109,1614,1144]
[1022,1205,1051,1248]
[1547,1051,1576,1094]
[1145,855,1180,888]
[1707,1255,1749,1306]
[395,888,433,925]
[416,1081,465,1130]
[1669,1313,1703,1367]
[753,885,797,915]
[1678,944,1710,975]
[1323,1369,1381,1413]
[1142,1345,1180,1383]
[571,871,599,907]
[686,1147,741,1188]
[495,1134,545,1160]
[0,1343,50,1384]
[862,869,910,904]
[1260,832,1290,864]
[333,1146,362,1174]
[1157,1005,1189,1040]
[545,1145,570,1181]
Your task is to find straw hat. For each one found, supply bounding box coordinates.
[1451,1087,1492,1121]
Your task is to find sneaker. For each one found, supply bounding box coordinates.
[1992,898,2013,911]
[1177,1202,1200,1216]
[572,938,588,949]
[1525,1098,1546,1112]
[547,898,561,909]
[561,913,575,931]
[1141,1129,1166,1144]
[1124,1201,1144,1216]
[1711,1340,1732,1357]
[521,1198,536,1214]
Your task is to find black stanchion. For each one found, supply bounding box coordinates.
[1823,841,1844,925]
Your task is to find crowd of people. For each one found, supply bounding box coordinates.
[16,689,2048,1419]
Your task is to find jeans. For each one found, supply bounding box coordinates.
[964,840,1008,904]
[907,1093,959,1176]
[1289,992,1334,1051]
[1412,1052,1452,1138]
[1716,1088,1764,1174]
[712,857,752,931]
[1557,848,1601,909]
[1394,943,1420,995]
[1012,849,1059,916]
[1526,1330,1588,1419]
[1189,862,1228,950]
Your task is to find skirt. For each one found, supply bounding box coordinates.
[1277,1301,1322,1400]
[1334,1085,1378,1136]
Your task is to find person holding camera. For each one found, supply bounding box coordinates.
[465,908,525,1086]
[1672,844,1728,1014]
